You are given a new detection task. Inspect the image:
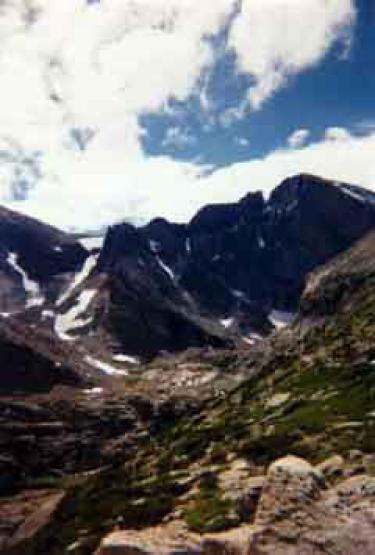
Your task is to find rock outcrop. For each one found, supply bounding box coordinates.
[249,456,375,554]
[94,455,375,555]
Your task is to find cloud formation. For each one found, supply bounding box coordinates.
[162,126,197,150]
[0,0,366,231]
[324,127,352,142]
[229,0,356,109]
[287,129,311,149]
[10,128,375,230]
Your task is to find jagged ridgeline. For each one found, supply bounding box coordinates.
[0,174,374,395]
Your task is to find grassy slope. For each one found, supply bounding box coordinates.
[20,233,375,555]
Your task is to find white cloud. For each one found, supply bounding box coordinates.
[0,0,368,232]
[235,137,250,147]
[0,1,235,144]
[196,130,375,208]
[162,126,196,149]
[324,127,352,142]
[287,129,310,149]
[229,0,356,109]
[8,128,375,230]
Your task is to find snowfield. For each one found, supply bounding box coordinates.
[57,252,99,307]
[54,289,96,341]
[7,252,44,309]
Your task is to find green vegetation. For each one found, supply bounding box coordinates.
[27,264,375,554]
[184,473,237,533]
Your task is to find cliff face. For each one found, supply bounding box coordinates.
[90,174,375,357]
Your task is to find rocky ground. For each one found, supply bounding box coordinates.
[0,231,374,554]
[95,453,375,555]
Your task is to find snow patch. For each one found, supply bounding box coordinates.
[7,252,44,308]
[53,246,63,252]
[57,252,99,307]
[243,333,263,345]
[185,237,191,254]
[243,337,255,346]
[220,317,234,329]
[112,354,139,365]
[42,310,55,320]
[0,312,11,318]
[231,289,246,299]
[54,289,96,341]
[156,256,175,280]
[269,310,294,329]
[80,236,105,251]
[338,184,365,203]
[84,387,104,395]
[85,355,128,376]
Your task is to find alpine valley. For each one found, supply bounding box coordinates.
[0,174,374,555]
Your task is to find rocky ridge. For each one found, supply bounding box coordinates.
[0,174,374,384]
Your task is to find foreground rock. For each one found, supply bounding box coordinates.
[95,455,375,555]
[95,525,201,555]
[0,490,65,554]
[251,456,375,554]
[316,454,345,481]
[95,524,256,555]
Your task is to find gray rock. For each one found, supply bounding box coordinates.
[316,455,345,481]
[235,476,266,521]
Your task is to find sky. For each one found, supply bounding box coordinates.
[0,0,374,231]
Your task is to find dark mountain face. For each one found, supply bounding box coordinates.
[0,206,87,281]
[0,174,373,367]
[87,174,374,358]
[138,174,375,313]
[0,326,83,393]
[0,206,87,312]
[95,223,230,358]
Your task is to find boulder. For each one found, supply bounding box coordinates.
[316,455,344,481]
[255,456,325,526]
[96,527,255,555]
[347,449,363,462]
[94,528,202,555]
[332,474,375,500]
[250,457,375,554]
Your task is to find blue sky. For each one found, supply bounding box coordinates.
[0,0,374,230]
[142,0,375,167]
